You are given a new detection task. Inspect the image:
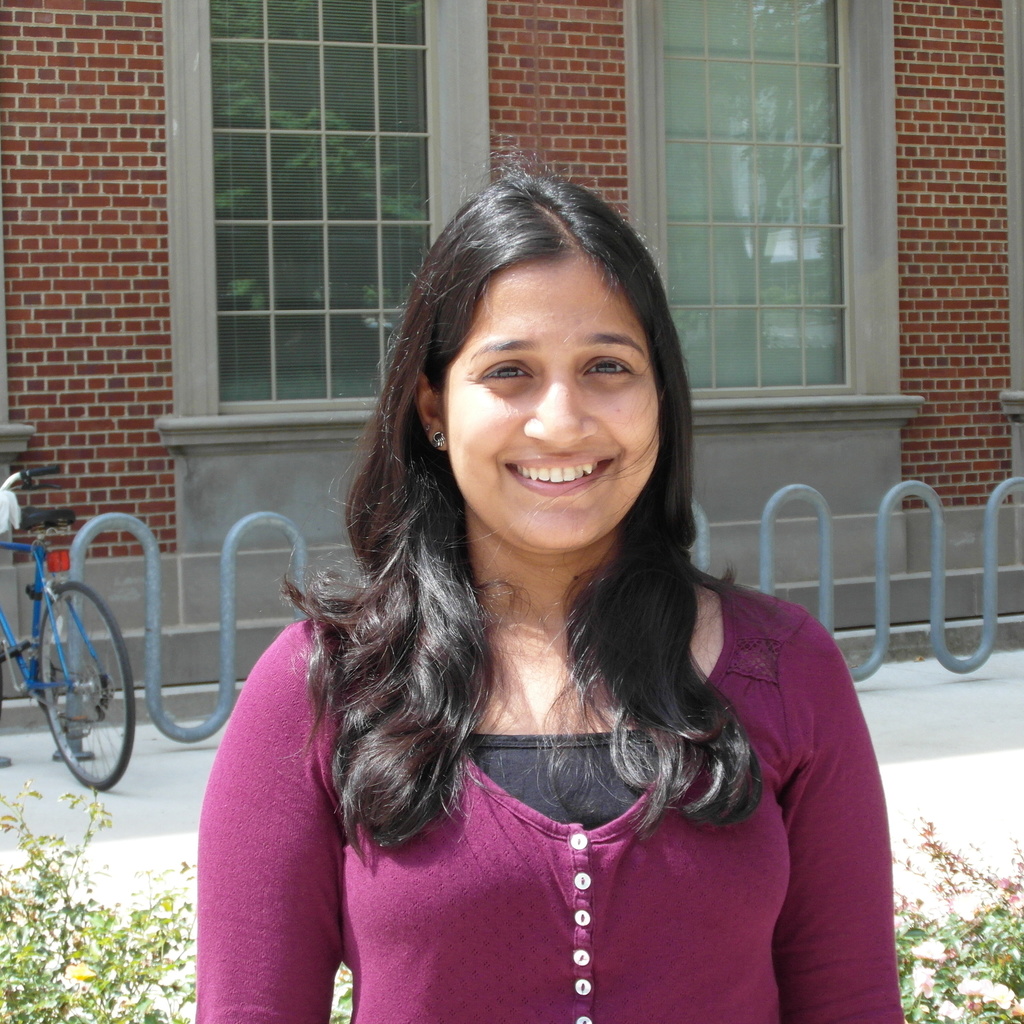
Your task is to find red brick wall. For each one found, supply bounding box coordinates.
[0,0,174,556]
[488,1,628,205]
[894,0,1012,503]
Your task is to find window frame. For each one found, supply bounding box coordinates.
[626,0,902,402]
[163,0,489,420]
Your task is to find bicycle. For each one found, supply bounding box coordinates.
[0,465,135,790]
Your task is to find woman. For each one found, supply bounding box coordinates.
[198,173,903,1023]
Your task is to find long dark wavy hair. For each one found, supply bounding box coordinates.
[291,172,761,846]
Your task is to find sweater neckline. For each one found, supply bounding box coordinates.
[464,591,741,841]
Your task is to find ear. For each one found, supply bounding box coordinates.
[415,373,444,436]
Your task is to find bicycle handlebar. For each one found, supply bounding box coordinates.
[1,465,61,492]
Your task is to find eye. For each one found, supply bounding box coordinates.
[483,364,528,379]
[588,359,629,374]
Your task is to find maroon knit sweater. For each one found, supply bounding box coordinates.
[197,590,903,1024]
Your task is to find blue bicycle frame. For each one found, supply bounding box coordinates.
[0,538,77,694]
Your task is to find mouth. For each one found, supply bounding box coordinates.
[511,461,601,483]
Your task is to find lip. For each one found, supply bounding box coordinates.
[507,458,611,493]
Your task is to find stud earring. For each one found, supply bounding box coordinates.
[431,431,447,450]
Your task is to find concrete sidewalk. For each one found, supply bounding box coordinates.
[1,649,1022,905]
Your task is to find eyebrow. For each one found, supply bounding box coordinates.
[474,333,647,356]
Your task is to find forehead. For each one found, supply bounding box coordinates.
[460,256,647,349]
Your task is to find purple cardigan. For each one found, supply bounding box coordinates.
[197,591,903,1024]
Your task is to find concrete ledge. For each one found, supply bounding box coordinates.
[692,393,924,434]
[0,680,243,736]
[835,614,1024,665]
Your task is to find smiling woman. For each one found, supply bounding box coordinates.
[197,172,905,1024]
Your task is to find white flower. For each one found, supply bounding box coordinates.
[937,1000,964,1020]
[956,977,1015,1009]
[910,938,947,962]
[912,965,936,998]
[948,891,985,921]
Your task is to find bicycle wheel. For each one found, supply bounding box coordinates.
[37,580,135,790]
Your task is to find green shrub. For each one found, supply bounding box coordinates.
[897,822,1024,1022]
[0,785,352,1024]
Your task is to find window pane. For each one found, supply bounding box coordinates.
[709,62,752,141]
[329,225,378,309]
[803,227,842,304]
[379,48,427,133]
[276,314,327,398]
[377,0,425,46]
[382,224,428,308]
[755,64,797,142]
[324,47,375,132]
[214,133,268,219]
[675,309,712,388]
[667,143,709,221]
[756,145,799,223]
[667,227,710,305]
[324,0,372,43]
[212,42,265,129]
[665,59,707,139]
[216,226,269,311]
[380,136,428,220]
[267,0,318,41]
[269,43,321,129]
[804,307,843,384]
[798,0,835,62]
[325,136,378,219]
[713,225,756,304]
[219,315,271,401]
[331,314,382,396]
[714,308,757,386]
[801,146,840,223]
[211,0,263,40]
[800,65,838,143]
[664,4,705,57]
[273,225,325,310]
[758,227,800,305]
[270,135,323,219]
[760,308,802,385]
[707,0,750,58]
[711,144,754,222]
[752,1,796,61]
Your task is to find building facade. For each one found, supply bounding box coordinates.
[1,0,1022,684]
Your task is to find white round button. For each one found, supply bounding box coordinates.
[574,872,592,890]
[577,1018,593,1024]
[575,909,591,927]
[575,978,592,996]
[573,949,591,966]
[570,833,588,850]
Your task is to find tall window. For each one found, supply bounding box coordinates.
[210,0,429,403]
[663,0,844,389]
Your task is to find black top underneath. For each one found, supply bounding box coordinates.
[469,733,642,829]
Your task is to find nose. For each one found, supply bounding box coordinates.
[523,380,596,444]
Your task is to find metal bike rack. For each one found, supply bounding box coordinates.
[68,479,1022,741]
[218,512,308,732]
[70,510,307,743]
[758,484,835,634]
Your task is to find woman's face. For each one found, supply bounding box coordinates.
[417,255,660,574]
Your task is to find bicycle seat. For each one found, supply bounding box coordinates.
[20,506,76,531]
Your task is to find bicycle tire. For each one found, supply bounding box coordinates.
[37,580,135,790]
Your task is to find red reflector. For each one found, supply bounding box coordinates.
[47,550,71,573]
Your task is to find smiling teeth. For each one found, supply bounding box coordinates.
[516,463,595,482]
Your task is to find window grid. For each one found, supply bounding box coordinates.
[212,0,430,404]
[664,1,845,390]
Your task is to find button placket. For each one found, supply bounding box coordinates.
[568,829,594,1022]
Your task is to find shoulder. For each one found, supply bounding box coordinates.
[716,588,861,764]
[719,587,839,681]
[227,619,320,741]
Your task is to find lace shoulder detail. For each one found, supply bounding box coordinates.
[731,636,782,684]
